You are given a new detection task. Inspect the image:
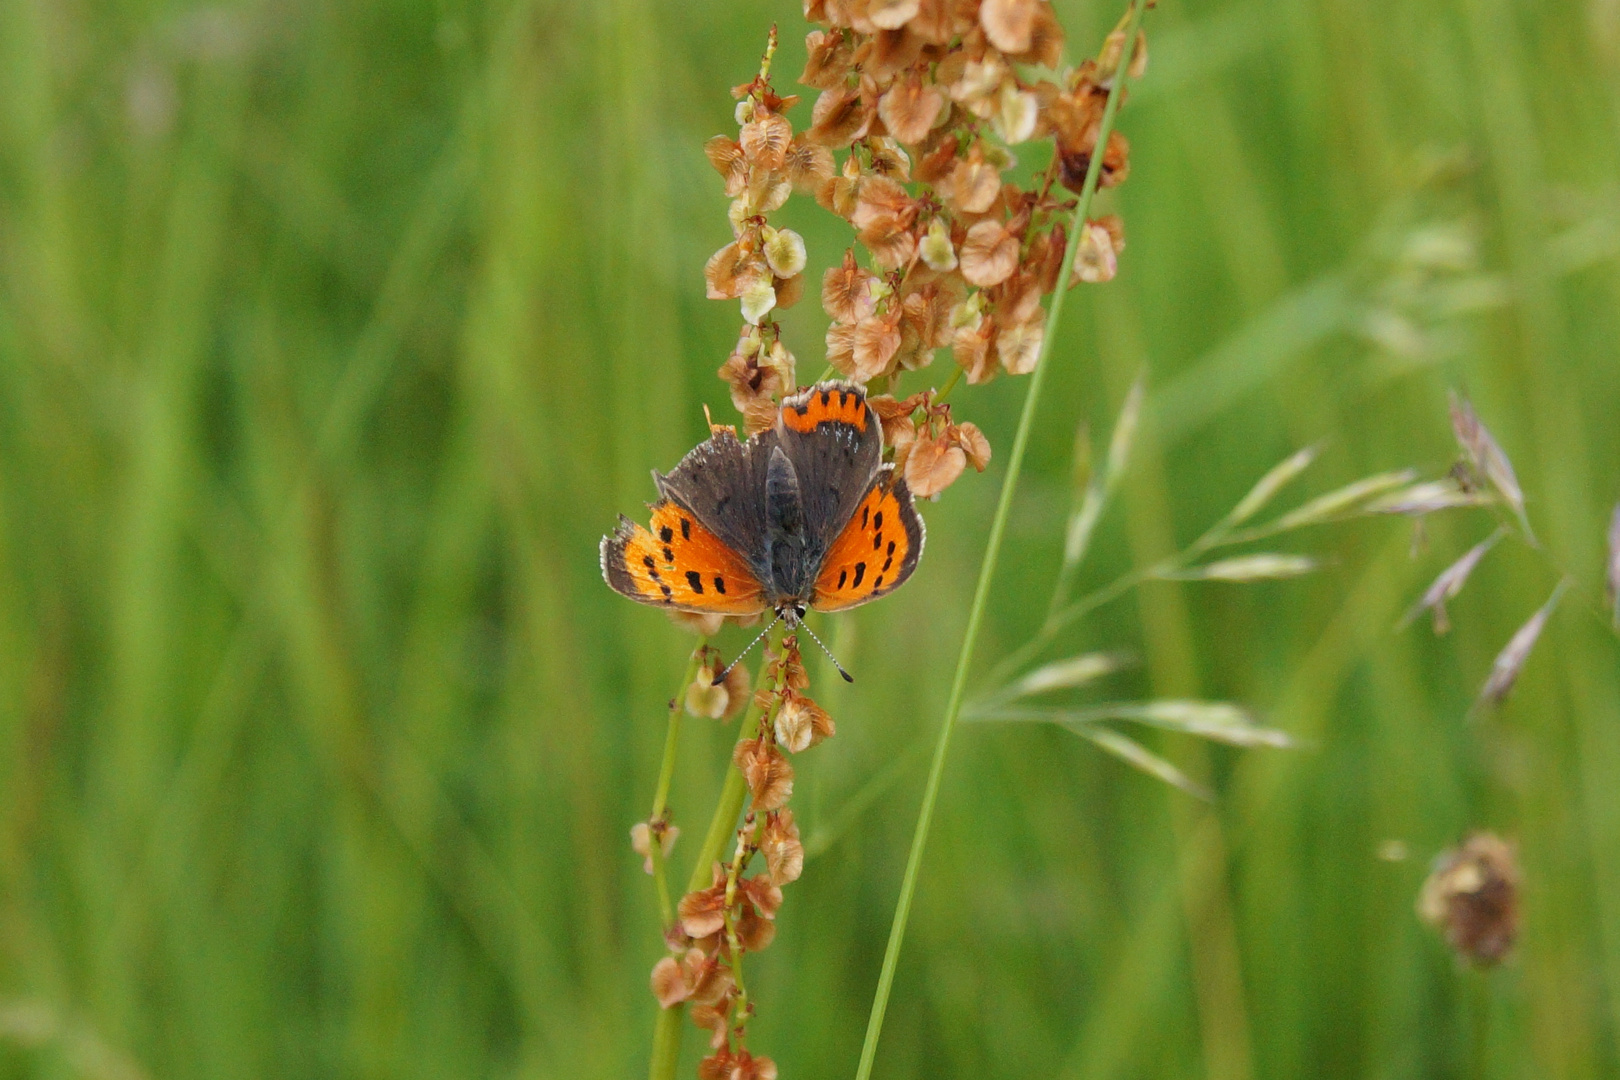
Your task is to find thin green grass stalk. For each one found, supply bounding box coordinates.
[649,641,707,925]
[650,628,782,1080]
[853,3,1149,1074]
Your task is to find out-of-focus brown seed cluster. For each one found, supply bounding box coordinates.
[652,637,828,1072]
[704,1,1144,497]
[1417,831,1520,966]
[709,29,812,436]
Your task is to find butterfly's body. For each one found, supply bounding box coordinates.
[601,382,924,625]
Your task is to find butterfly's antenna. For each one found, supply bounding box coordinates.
[712,612,783,686]
[797,619,854,683]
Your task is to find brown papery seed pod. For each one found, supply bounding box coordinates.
[740,110,793,171]
[959,219,1020,287]
[906,428,969,497]
[880,75,948,145]
[1418,832,1520,966]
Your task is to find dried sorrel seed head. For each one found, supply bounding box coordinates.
[761,810,805,885]
[693,1,1144,506]
[774,690,836,752]
[699,1048,778,1080]
[733,736,795,811]
[630,819,680,875]
[1417,832,1520,966]
[686,666,731,719]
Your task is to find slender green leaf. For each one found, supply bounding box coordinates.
[1076,727,1213,801]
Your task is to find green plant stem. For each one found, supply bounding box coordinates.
[649,629,782,1080]
[852,4,1148,1075]
[648,641,706,927]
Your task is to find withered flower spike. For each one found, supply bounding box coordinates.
[1418,832,1520,966]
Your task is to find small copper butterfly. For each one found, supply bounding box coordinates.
[601,380,925,649]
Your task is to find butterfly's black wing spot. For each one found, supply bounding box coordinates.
[873,530,883,551]
[680,518,692,541]
[853,562,866,587]
[874,575,884,589]
[686,570,705,594]
[837,568,847,589]
[873,511,883,530]
[659,525,674,543]
[860,505,869,529]
[643,555,656,569]
[713,576,727,594]
[663,546,674,562]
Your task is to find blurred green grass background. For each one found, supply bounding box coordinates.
[3,0,1620,1077]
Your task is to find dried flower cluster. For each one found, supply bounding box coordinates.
[1418,831,1521,966]
[708,29,808,436]
[706,0,1144,499]
[651,636,833,1075]
[641,5,1151,1073]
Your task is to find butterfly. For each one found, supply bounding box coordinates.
[600,381,925,666]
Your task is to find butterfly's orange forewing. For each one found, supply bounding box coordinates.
[602,500,769,615]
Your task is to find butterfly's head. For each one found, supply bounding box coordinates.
[779,602,808,627]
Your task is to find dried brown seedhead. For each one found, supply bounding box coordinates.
[734,736,795,811]
[760,810,805,885]
[1417,832,1520,966]
[775,690,836,752]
